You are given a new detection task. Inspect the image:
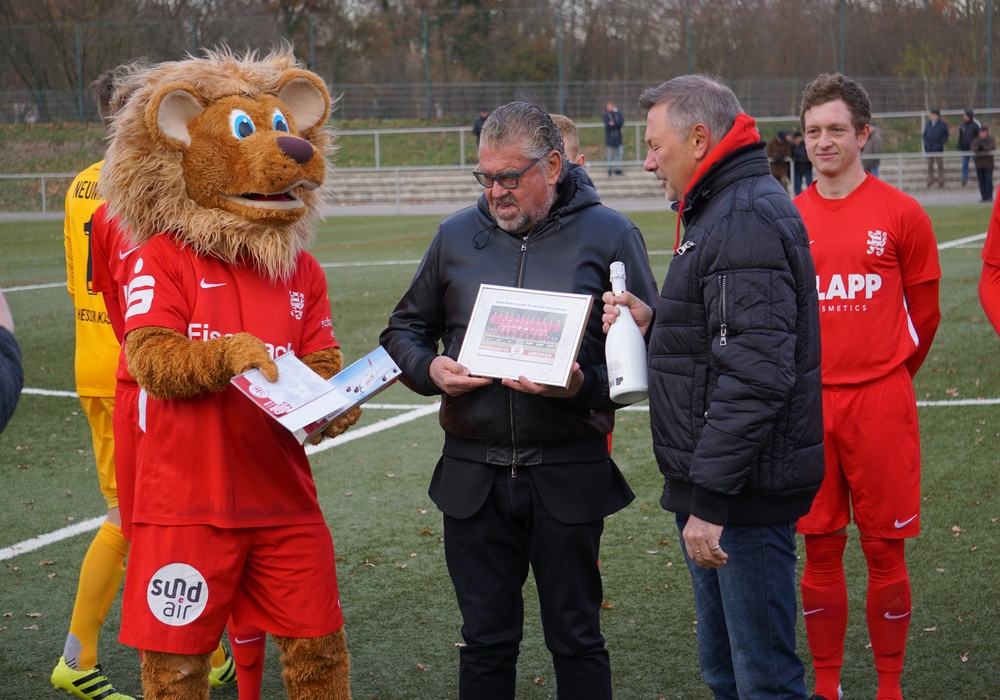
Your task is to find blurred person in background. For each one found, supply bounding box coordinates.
[922,108,948,187]
[0,285,22,434]
[551,114,586,166]
[970,123,995,204]
[603,100,624,175]
[473,106,490,145]
[766,129,793,192]
[791,131,813,194]
[862,121,883,178]
[958,109,982,186]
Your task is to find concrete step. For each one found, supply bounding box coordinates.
[322,157,983,209]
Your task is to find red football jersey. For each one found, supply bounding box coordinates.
[123,234,338,528]
[983,200,1000,267]
[89,202,140,382]
[795,174,941,387]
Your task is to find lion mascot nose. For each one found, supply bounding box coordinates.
[277,135,315,164]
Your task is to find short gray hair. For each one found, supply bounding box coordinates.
[638,75,742,142]
[480,102,566,179]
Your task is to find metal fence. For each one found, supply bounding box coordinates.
[3,5,1000,124]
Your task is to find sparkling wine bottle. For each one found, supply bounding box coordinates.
[605,261,648,404]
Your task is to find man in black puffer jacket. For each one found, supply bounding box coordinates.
[603,75,823,699]
[381,101,658,700]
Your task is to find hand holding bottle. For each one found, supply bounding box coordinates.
[604,262,650,404]
[601,290,652,336]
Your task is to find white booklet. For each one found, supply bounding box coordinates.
[231,346,401,444]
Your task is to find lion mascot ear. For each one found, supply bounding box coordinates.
[148,82,206,149]
[277,71,331,134]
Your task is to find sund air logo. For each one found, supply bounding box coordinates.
[147,563,209,626]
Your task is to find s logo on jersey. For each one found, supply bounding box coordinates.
[290,290,305,320]
[866,229,888,256]
[125,257,156,320]
[147,562,209,626]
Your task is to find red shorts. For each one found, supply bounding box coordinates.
[797,364,921,539]
[119,522,343,654]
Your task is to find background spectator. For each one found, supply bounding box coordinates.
[603,100,624,175]
[971,123,996,203]
[863,121,883,177]
[923,108,949,187]
[472,106,490,144]
[765,129,792,192]
[958,109,982,186]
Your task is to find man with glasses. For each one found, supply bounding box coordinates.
[381,101,657,700]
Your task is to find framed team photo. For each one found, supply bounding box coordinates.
[457,284,593,388]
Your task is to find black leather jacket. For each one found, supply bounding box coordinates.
[648,142,824,526]
[0,327,22,434]
[381,165,658,468]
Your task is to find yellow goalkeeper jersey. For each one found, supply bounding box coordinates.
[65,160,118,397]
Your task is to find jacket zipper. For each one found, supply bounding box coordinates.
[510,232,531,477]
[718,274,728,347]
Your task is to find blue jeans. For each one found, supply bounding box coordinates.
[677,514,807,700]
[444,467,611,700]
[606,144,623,173]
[963,154,972,183]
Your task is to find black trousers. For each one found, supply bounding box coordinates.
[977,166,994,202]
[443,466,611,700]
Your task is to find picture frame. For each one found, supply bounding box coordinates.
[457,284,594,388]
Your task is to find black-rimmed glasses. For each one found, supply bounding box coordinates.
[472,156,542,189]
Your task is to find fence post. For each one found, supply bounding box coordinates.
[394,168,401,213]
[41,175,47,214]
[374,132,381,170]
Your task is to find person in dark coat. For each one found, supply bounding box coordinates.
[472,106,489,144]
[603,101,625,175]
[765,129,793,192]
[0,285,23,434]
[971,123,996,203]
[382,101,658,700]
[923,108,949,186]
[603,74,823,699]
[791,130,813,194]
[958,108,982,186]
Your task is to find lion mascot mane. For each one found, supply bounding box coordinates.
[101,46,359,700]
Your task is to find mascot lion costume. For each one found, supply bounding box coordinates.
[101,46,359,700]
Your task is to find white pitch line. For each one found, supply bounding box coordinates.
[3,281,64,292]
[0,516,107,561]
[305,402,439,454]
[938,232,987,250]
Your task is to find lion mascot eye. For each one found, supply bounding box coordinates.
[272,109,290,133]
[231,110,255,139]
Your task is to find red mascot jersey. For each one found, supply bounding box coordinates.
[123,234,338,528]
[795,174,941,387]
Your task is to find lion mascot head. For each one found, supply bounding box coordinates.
[102,45,332,281]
